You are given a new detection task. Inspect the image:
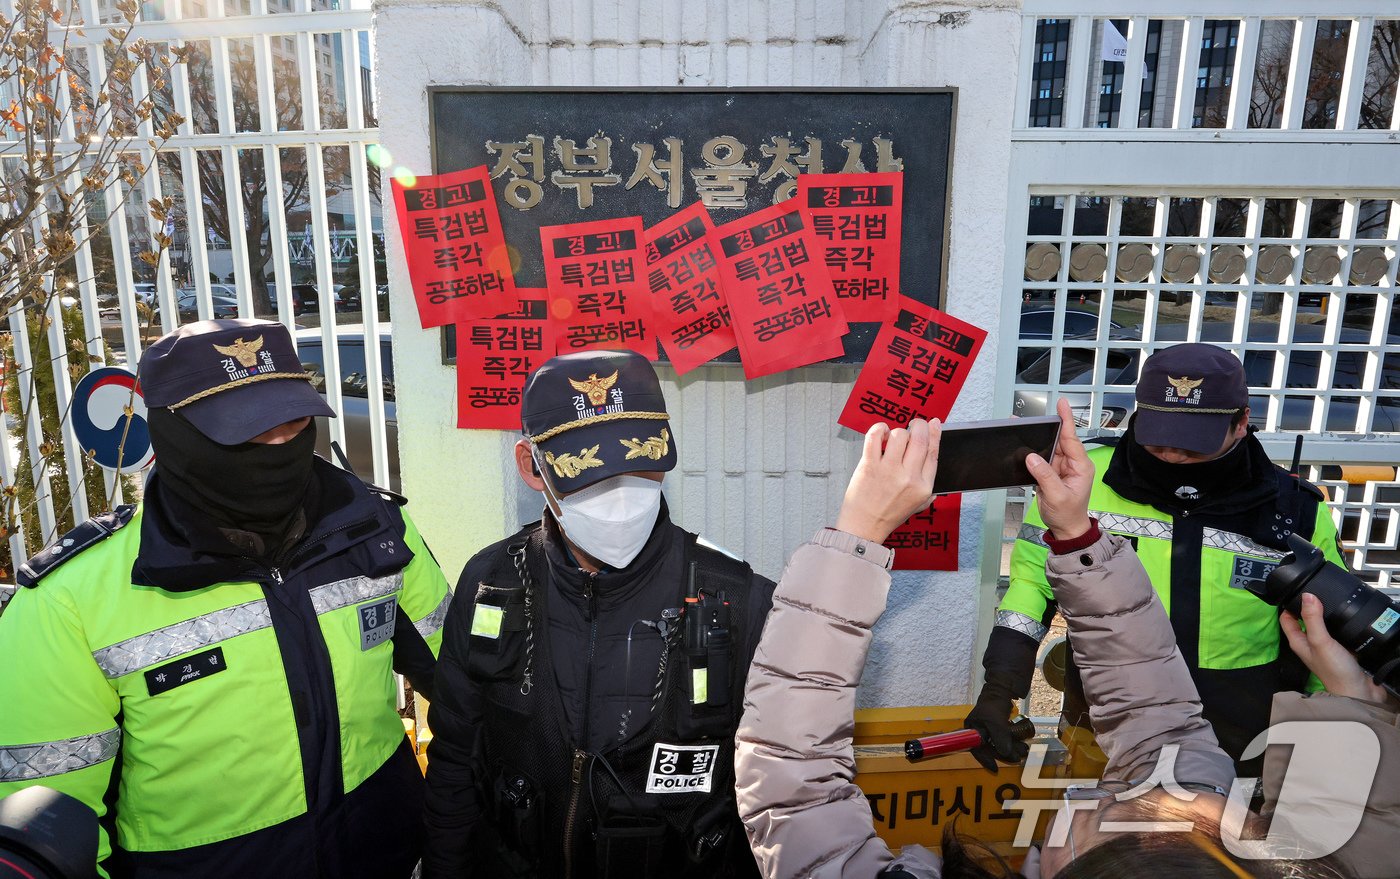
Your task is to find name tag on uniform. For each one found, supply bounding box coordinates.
[645,742,719,794]
[146,647,227,696]
[359,597,397,650]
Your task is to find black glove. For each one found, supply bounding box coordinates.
[964,625,1039,774]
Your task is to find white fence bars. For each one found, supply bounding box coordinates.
[0,0,390,570]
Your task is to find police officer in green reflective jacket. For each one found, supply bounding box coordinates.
[0,319,451,879]
[966,343,1345,778]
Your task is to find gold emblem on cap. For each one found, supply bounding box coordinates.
[213,336,265,368]
[1167,376,1203,396]
[545,445,603,479]
[569,370,619,407]
[620,428,669,461]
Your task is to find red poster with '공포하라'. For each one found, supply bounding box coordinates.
[838,297,987,434]
[711,200,848,379]
[643,202,737,374]
[455,290,556,430]
[392,165,518,328]
[541,216,656,360]
[796,171,903,324]
[883,493,960,571]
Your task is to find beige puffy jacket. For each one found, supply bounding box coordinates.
[736,526,1400,878]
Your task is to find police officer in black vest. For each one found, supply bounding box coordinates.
[423,350,775,879]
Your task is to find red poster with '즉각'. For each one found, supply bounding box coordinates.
[541,217,656,360]
[392,165,518,328]
[455,290,556,430]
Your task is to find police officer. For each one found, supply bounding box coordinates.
[0,319,451,878]
[967,343,1345,775]
[423,350,775,879]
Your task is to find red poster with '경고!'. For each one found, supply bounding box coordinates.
[541,216,656,360]
[797,172,903,324]
[838,297,987,434]
[455,290,556,430]
[712,200,849,379]
[392,165,518,328]
[643,202,737,374]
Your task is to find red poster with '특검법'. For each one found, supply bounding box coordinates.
[712,200,849,379]
[838,298,987,434]
[883,493,960,571]
[643,202,737,374]
[455,291,556,430]
[392,165,518,328]
[541,217,656,360]
[797,172,903,324]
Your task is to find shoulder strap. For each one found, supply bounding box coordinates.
[17,504,137,588]
[1273,466,1323,541]
[684,534,753,599]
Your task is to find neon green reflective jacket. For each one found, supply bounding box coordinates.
[0,466,449,876]
[1001,442,1345,759]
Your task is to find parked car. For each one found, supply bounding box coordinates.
[295,326,399,491]
[1014,321,1400,432]
[174,290,240,321]
[270,283,343,316]
[1018,307,1122,371]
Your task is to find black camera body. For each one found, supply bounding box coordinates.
[1250,533,1400,697]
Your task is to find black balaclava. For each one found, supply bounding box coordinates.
[1120,414,1252,510]
[147,405,317,552]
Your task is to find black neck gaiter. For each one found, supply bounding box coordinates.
[147,407,317,547]
[1120,417,1251,510]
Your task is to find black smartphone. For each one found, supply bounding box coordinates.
[932,415,1062,495]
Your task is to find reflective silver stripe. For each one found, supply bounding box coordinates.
[995,610,1048,643]
[92,600,273,679]
[414,592,451,640]
[308,573,402,616]
[1016,523,1049,548]
[1202,528,1287,559]
[1096,512,1174,541]
[0,728,121,781]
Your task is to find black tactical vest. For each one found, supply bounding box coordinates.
[463,523,761,879]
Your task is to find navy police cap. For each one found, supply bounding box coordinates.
[522,350,676,494]
[139,318,334,445]
[1133,343,1248,456]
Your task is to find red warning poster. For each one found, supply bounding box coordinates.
[456,291,556,430]
[838,298,986,434]
[883,493,961,571]
[797,172,903,324]
[712,201,849,379]
[643,202,737,374]
[541,217,655,359]
[392,165,518,328]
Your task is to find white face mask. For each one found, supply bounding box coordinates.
[537,466,663,569]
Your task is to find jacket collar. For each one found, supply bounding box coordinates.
[1104,427,1278,517]
[131,457,400,591]
[541,497,677,610]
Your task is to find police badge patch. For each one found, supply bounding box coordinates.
[1230,555,1279,591]
[358,597,397,650]
[644,742,719,794]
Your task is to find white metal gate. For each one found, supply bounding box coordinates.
[0,0,389,569]
[1001,3,1400,590]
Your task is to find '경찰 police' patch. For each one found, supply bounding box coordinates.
[644,742,719,794]
[1230,555,1279,591]
[359,597,396,650]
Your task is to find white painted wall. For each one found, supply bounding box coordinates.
[373,0,1022,708]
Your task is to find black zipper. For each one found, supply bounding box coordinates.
[563,571,599,879]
